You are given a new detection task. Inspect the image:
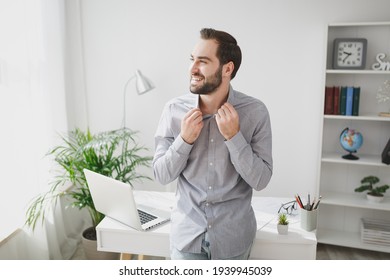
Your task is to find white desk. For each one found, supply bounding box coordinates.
[96,191,317,260]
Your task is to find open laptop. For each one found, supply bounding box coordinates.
[84,169,170,231]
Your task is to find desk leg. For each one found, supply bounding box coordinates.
[120,253,145,260]
[120,253,132,260]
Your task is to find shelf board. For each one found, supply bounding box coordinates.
[324,114,390,121]
[320,191,390,211]
[317,228,390,253]
[329,21,390,27]
[326,69,390,75]
[322,152,389,167]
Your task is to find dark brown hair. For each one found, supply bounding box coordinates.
[200,28,242,80]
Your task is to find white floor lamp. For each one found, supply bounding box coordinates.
[122,69,154,128]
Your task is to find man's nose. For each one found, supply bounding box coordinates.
[190,61,199,74]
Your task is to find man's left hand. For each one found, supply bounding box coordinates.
[215,102,239,140]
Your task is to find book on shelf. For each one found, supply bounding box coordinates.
[324,85,360,116]
[346,86,354,116]
[352,87,360,116]
[324,86,334,114]
[340,86,347,115]
[333,86,340,115]
[345,87,354,116]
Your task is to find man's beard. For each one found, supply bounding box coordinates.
[190,65,223,95]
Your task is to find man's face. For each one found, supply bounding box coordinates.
[189,39,223,95]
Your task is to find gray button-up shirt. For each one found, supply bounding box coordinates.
[153,86,273,259]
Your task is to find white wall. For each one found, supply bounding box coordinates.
[66,0,390,197]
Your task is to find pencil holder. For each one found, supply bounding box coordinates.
[300,208,317,231]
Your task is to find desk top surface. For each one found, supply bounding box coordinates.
[97,191,316,245]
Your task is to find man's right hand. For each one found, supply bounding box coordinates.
[180,108,203,144]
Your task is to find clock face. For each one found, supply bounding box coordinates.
[333,38,367,69]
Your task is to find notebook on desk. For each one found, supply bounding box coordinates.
[84,169,170,231]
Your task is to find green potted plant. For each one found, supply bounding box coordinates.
[354,175,389,203]
[277,213,289,235]
[25,128,152,259]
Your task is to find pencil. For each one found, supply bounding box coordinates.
[313,196,322,209]
[296,194,304,209]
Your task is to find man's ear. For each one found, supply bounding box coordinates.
[223,61,234,78]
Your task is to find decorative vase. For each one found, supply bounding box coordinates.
[82,227,120,260]
[277,224,288,235]
[366,193,384,203]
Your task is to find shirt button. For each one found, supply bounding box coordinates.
[208,225,212,229]
[208,186,212,190]
[210,139,214,142]
[205,203,209,207]
[209,162,213,166]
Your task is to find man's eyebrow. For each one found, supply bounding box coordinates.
[190,55,213,61]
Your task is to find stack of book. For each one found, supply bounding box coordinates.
[361,218,390,246]
[324,86,360,116]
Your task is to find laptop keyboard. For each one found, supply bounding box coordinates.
[138,209,158,225]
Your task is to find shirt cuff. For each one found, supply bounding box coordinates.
[172,135,193,155]
[225,131,247,152]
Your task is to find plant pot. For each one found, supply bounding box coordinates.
[366,193,384,203]
[277,224,288,235]
[82,227,119,260]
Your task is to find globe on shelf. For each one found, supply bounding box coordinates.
[340,127,363,160]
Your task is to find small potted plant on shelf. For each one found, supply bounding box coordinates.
[25,128,152,259]
[354,175,389,203]
[277,213,289,235]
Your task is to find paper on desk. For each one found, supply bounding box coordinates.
[254,211,300,231]
[254,210,277,230]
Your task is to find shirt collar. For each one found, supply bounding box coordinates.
[226,85,235,105]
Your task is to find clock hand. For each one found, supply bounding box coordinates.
[343,52,351,62]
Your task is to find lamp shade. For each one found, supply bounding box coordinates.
[135,69,154,95]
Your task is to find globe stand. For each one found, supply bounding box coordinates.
[342,152,359,160]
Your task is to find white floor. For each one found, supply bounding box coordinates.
[316,243,390,260]
[71,242,390,260]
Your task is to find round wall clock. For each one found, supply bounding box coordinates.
[332,38,367,69]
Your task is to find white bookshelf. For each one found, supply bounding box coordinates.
[317,21,390,252]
